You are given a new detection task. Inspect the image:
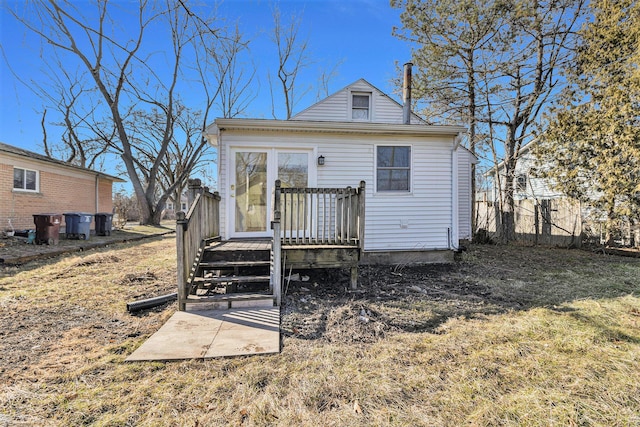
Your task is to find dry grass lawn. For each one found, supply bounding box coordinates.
[1,237,639,426]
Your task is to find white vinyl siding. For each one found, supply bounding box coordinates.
[496,150,564,201]
[217,130,455,250]
[291,79,424,124]
[292,90,350,122]
[457,148,475,240]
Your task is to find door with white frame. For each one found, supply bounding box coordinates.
[229,148,314,238]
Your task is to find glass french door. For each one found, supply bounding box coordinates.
[278,152,310,238]
[230,148,312,238]
[232,150,268,236]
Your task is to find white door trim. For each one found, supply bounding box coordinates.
[227,147,316,239]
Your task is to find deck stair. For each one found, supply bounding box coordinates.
[184,239,275,311]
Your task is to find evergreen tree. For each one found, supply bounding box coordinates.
[535,0,640,244]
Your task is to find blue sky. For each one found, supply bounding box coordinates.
[0,0,412,162]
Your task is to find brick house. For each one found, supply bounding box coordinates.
[0,142,124,232]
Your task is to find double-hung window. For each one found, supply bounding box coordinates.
[351,93,370,120]
[376,146,411,192]
[13,167,38,192]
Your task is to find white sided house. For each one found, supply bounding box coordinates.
[175,78,475,311]
[209,79,474,258]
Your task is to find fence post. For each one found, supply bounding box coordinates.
[534,203,540,245]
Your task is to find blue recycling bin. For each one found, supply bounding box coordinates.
[64,212,93,240]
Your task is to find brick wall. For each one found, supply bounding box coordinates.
[1,156,115,231]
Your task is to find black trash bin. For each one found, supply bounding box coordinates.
[64,212,93,240]
[95,212,113,236]
[33,214,62,245]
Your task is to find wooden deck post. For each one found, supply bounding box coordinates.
[272,180,282,306]
[187,178,202,211]
[350,265,358,290]
[358,180,366,255]
[176,211,187,311]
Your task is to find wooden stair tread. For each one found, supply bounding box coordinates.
[186,292,274,302]
[199,260,270,268]
[193,275,271,284]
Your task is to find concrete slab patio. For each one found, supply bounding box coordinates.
[125,307,281,361]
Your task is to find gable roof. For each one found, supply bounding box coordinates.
[290,78,426,124]
[485,142,537,177]
[0,141,125,182]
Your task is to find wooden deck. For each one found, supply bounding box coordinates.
[176,180,365,310]
[207,239,272,252]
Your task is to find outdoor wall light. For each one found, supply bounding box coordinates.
[317,155,325,166]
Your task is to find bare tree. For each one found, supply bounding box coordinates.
[393,0,508,234]
[120,102,213,216]
[269,5,311,119]
[316,60,343,101]
[9,0,252,224]
[394,0,586,241]
[11,53,113,169]
[485,0,586,241]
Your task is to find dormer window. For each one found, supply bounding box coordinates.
[351,93,371,120]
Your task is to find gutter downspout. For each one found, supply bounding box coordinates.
[450,133,463,251]
[95,173,99,212]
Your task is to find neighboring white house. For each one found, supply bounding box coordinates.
[205,79,476,262]
[479,142,583,246]
[163,193,189,219]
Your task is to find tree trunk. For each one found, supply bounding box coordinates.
[604,204,616,246]
[501,157,517,242]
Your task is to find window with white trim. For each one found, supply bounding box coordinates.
[351,93,371,120]
[516,174,527,192]
[181,202,188,211]
[13,167,39,192]
[166,202,174,211]
[376,146,411,192]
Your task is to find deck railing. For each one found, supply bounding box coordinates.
[176,179,221,310]
[271,180,366,303]
[273,180,366,246]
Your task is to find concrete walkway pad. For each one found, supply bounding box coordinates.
[126,307,280,361]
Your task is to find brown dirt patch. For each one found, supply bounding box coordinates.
[281,244,640,343]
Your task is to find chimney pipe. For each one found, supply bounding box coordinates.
[402,62,413,125]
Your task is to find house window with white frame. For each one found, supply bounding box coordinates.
[181,202,187,211]
[516,173,527,192]
[351,93,371,120]
[13,167,38,192]
[376,146,411,192]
